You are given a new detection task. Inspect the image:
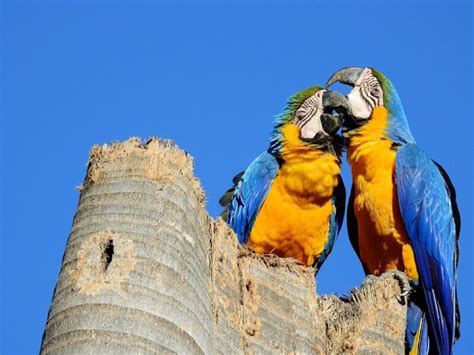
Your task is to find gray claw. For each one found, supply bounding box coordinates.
[386,270,413,305]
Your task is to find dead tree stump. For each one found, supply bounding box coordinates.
[41,138,407,354]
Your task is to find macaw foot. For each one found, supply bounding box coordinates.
[360,274,379,288]
[386,270,413,305]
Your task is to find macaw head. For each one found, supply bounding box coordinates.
[269,86,350,156]
[326,67,415,144]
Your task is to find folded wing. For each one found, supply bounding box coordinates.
[396,144,459,354]
[220,151,280,243]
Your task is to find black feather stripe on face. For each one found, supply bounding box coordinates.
[361,74,383,109]
[361,83,377,108]
[296,106,317,129]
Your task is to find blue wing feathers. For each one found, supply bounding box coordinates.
[406,301,430,354]
[225,151,280,243]
[396,144,458,354]
[316,176,346,269]
[334,176,346,235]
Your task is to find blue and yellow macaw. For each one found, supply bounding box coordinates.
[326,67,460,354]
[220,87,349,269]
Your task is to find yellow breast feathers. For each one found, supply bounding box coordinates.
[248,124,341,266]
[347,107,418,280]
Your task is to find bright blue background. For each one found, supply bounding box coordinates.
[1,1,472,353]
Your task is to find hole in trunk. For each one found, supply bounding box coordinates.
[103,239,114,271]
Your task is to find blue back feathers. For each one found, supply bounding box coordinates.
[372,69,416,145]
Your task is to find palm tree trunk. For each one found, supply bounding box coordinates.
[41,138,406,354]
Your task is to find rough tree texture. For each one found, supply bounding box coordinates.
[41,138,407,354]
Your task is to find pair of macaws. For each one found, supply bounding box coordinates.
[220,67,460,355]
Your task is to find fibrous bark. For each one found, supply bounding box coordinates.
[41,138,407,354]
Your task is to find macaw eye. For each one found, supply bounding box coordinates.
[370,87,380,96]
[295,110,306,120]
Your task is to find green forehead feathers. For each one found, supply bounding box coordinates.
[280,86,323,122]
[287,86,322,111]
[371,68,394,102]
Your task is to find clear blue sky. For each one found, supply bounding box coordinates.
[1,1,472,353]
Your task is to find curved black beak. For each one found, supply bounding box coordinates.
[325,67,364,88]
[320,90,350,136]
[322,90,350,113]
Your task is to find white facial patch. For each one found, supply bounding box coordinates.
[348,86,372,119]
[348,68,383,120]
[300,111,326,139]
[294,90,327,140]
